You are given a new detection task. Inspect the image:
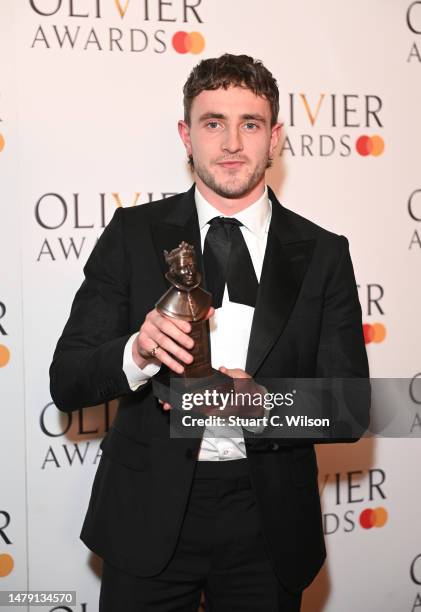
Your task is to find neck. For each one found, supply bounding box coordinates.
[194,174,265,215]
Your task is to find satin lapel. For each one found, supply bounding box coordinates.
[245,190,316,376]
[150,185,206,291]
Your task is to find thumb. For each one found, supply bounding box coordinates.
[205,306,215,320]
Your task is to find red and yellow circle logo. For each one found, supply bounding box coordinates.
[363,323,386,344]
[172,31,205,54]
[356,135,385,157]
[0,553,14,577]
[359,507,388,529]
[0,134,5,153]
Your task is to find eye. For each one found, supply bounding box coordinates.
[206,121,221,129]
[244,122,258,130]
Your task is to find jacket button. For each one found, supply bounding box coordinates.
[270,442,279,451]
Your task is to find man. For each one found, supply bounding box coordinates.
[50,54,369,611]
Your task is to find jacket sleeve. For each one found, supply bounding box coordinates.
[49,207,133,412]
[315,235,371,442]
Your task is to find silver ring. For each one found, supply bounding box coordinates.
[149,344,160,358]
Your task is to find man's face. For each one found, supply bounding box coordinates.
[179,86,281,200]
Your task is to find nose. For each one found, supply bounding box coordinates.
[222,126,243,155]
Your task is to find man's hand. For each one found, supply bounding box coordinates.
[218,366,251,379]
[219,366,266,418]
[133,306,214,375]
[133,306,214,411]
[160,366,263,415]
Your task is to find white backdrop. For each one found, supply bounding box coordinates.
[1,1,421,611]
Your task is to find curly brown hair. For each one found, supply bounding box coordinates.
[183,53,279,126]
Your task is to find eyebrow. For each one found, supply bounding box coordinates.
[241,113,267,123]
[198,112,267,124]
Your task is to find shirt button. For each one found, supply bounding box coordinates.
[222,449,229,456]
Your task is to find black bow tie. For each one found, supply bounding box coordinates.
[203,217,259,309]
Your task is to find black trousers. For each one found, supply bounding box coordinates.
[99,459,302,612]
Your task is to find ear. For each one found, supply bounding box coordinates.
[178,120,192,157]
[269,122,283,157]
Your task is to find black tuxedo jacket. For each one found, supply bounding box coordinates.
[50,185,369,593]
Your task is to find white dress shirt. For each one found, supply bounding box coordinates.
[123,185,271,461]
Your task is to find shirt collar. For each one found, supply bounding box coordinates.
[195,184,271,239]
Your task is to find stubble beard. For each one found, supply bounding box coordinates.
[193,154,270,200]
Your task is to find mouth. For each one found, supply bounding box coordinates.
[217,160,245,170]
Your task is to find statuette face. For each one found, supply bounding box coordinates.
[164,241,199,289]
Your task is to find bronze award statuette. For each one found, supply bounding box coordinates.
[152,241,232,409]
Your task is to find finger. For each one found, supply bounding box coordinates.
[168,317,192,334]
[239,370,252,379]
[148,327,193,365]
[150,309,191,334]
[158,399,172,410]
[138,336,185,374]
[142,318,193,362]
[204,306,215,320]
[153,347,185,375]
[136,332,164,361]
[154,317,194,351]
[231,369,247,379]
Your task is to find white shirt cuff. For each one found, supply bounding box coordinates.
[123,333,161,391]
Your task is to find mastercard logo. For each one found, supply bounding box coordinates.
[0,553,14,577]
[0,345,10,367]
[0,133,5,152]
[356,135,385,157]
[172,31,205,54]
[363,322,386,344]
[359,507,388,529]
